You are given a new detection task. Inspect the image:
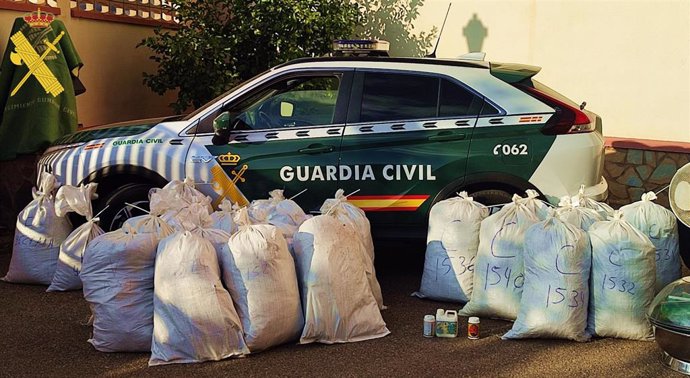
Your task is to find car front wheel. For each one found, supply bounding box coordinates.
[96,183,153,231]
[468,189,513,207]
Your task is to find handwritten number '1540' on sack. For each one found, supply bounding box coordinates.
[484,264,524,291]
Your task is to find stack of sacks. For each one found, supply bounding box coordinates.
[169,201,216,233]
[123,189,175,238]
[414,192,489,303]
[80,224,159,352]
[211,199,239,235]
[459,193,541,320]
[149,188,184,229]
[587,211,656,340]
[248,189,285,223]
[219,208,303,352]
[320,189,384,310]
[620,192,681,292]
[555,196,603,231]
[2,173,72,284]
[518,189,551,221]
[503,214,592,341]
[574,184,614,219]
[161,177,213,212]
[47,184,104,292]
[266,191,310,244]
[152,178,213,230]
[178,203,231,252]
[292,209,390,344]
[150,230,248,365]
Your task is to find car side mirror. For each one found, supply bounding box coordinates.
[212,111,231,145]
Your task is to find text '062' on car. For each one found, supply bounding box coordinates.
[38,41,608,238]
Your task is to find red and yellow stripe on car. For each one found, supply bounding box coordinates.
[519,115,544,123]
[348,194,429,212]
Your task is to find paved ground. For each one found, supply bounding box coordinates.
[0,239,685,377]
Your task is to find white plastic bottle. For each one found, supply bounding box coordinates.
[434,309,458,338]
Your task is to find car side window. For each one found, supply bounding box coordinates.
[439,79,483,117]
[227,75,341,131]
[360,72,438,123]
[194,108,223,134]
[359,73,482,123]
[192,75,341,134]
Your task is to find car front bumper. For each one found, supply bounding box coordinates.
[580,176,609,202]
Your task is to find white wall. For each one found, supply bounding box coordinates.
[415,0,690,142]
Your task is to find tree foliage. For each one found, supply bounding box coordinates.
[139,0,359,113]
[140,0,434,113]
[356,0,436,58]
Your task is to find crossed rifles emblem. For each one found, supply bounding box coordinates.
[9,30,65,97]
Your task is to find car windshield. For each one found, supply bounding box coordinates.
[181,69,271,121]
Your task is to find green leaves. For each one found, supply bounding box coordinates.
[355,0,436,58]
[138,0,433,114]
[139,0,358,113]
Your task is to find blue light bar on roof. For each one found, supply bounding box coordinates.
[332,39,390,56]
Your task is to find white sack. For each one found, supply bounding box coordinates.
[503,216,592,341]
[220,208,303,352]
[248,189,285,223]
[574,185,614,219]
[122,190,174,239]
[80,225,159,352]
[161,198,214,232]
[150,231,248,366]
[47,184,104,292]
[3,173,72,284]
[150,178,213,227]
[178,203,231,254]
[587,211,656,340]
[123,215,174,239]
[518,189,551,221]
[320,189,384,310]
[459,194,540,320]
[555,196,603,231]
[211,199,239,235]
[620,192,681,292]
[160,210,184,231]
[161,177,213,210]
[267,194,309,241]
[146,187,186,228]
[414,192,489,302]
[292,215,390,344]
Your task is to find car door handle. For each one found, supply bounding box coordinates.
[428,132,466,142]
[298,144,335,154]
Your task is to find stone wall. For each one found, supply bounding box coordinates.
[603,141,690,209]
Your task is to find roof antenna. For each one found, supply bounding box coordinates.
[426,3,452,58]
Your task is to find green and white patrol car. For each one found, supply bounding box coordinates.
[38,42,608,237]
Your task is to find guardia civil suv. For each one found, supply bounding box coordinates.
[38,42,608,238]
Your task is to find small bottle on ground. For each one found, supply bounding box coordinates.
[468,316,480,339]
[423,314,435,337]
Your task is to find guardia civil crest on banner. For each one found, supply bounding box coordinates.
[0,9,83,160]
[10,9,66,98]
